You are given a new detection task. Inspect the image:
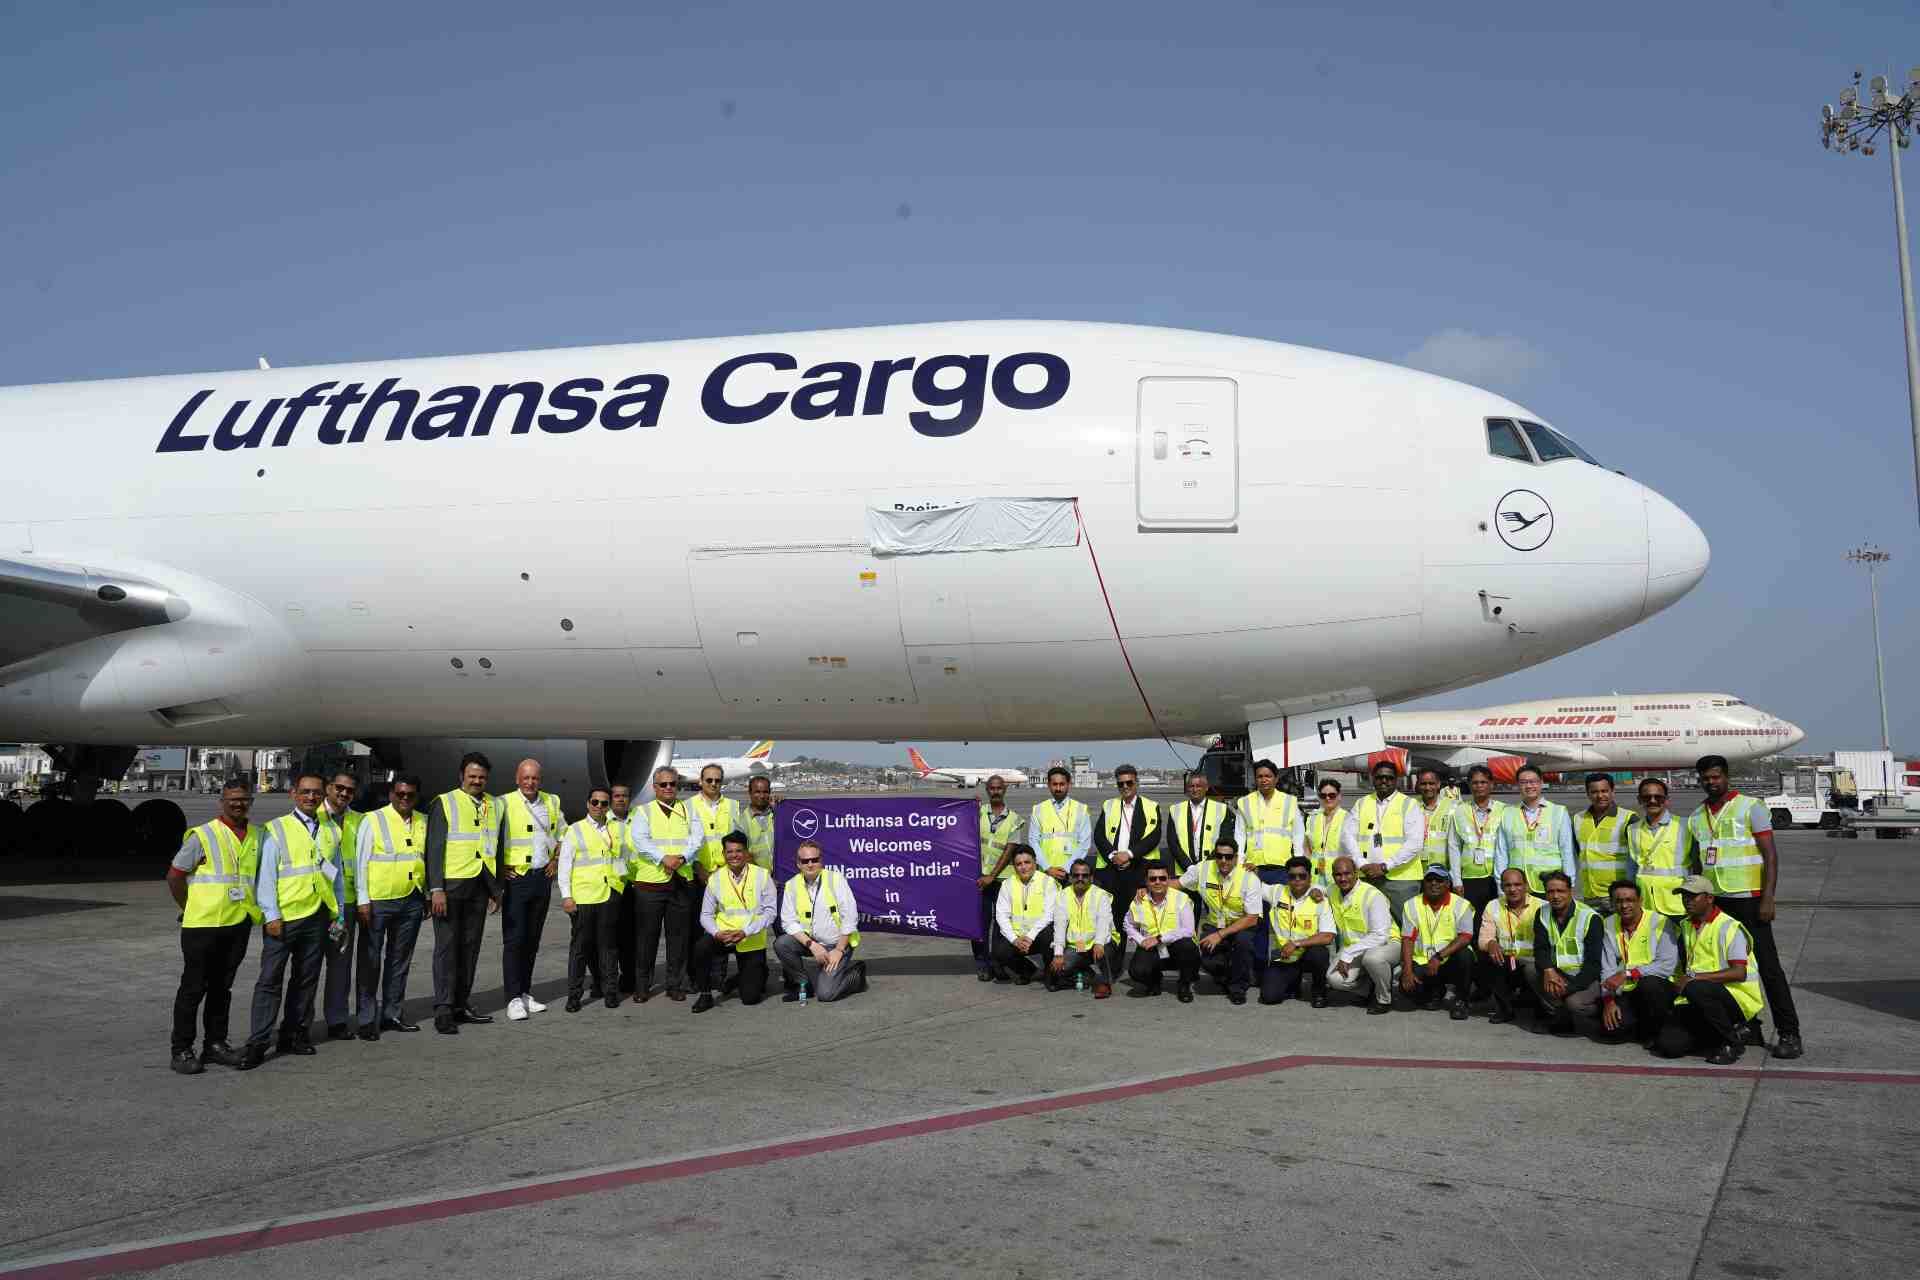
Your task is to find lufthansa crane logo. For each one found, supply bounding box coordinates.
[790,809,820,839]
[1495,489,1554,551]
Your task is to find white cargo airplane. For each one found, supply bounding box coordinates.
[670,739,797,782]
[905,747,1030,788]
[0,320,1708,845]
[1365,693,1803,780]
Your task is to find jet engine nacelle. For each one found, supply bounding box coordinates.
[362,738,675,811]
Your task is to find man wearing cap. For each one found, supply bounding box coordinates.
[1477,868,1546,1026]
[1355,760,1426,916]
[1656,875,1766,1064]
[1124,863,1200,1001]
[1256,856,1335,1007]
[1049,858,1114,997]
[1325,855,1399,1014]
[1687,755,1802,1059]
[1588,879,1678,1044]
[1398,865,1472,1018]
[1171,839,1261,1004]
[1531,870,1603,1035]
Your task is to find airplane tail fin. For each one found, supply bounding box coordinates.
[745,740,774,759]
[906,747,934,775]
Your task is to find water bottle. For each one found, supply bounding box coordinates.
[798,979,809,1006]
[1075,970,1086,994]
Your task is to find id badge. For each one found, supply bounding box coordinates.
[318,858,336,880]
[227,886,246,903]
[1703,846,1719,867]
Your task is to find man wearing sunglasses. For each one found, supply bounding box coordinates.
[1124,864,1200,1001]
[1167,840,1260,1003]
[1091,765,1159,964]
[776,839,866,1002]
[238,773,347,1068]
[560,787,626,1012]
[1049,858,1114,997]
[319,771,365,1041]
[1258,856,1336,1006]
[1623,777,1695,925]
[354,774,427,1039]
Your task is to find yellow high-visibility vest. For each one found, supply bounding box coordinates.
[1355,792,1421,882]
[1576,809,1630,900]
[1006,875,1052,936]
[266,813,339,922]
[1450,801,1508,880]
[1193,862,1255,929]
[1100,797,1161,861]
[787,869,861,949]
[502,790,564,874]
[1236,790,1299,867]
[1267,889,1325,958]
[565,817,626,906]
[742,807,776,871]
[710,864,771,952]
[362,806,427,902]
[979,805,1024,879]
[690,794,745,875]
[1063,885,1113,948]
[1687,796,1764,897]
[1542,902,1600,972]
[1677,911,1764,1020]
[1329,880,1400,946]
[1488,895,1544,961]
[181,820,262,928]
[1626,813,1691,916]
[1610,911,1670,993]
[437,790,499,882]
[629,801,696,885]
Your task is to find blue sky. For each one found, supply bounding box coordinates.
[3,2,1914,768]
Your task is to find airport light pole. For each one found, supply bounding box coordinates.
[1821,68,1920,529]
[1845,544,1893,752]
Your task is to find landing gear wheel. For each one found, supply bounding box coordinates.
[131,798,187,862]
[23,797,78,860]
[0,799,24,857]
[84,799,135,859]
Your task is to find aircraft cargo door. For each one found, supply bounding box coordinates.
[1137,377,1238,531]
[688,545,918,707]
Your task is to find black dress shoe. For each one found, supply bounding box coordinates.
[691,993,716,1013]
[1706,1042,1745,1065]
[171,1049,205,1075]
[453,1008,493,1024]
[284,1037,317,1056]
[434,1014,458,1035]
[1488,1010,1515,1024]
[1176,983,1194,1004]
[1771,1033,1804,1060]
[721,975,740,996]
[991,971,1013,984]
[1012,973,1032,986]
[565,997,583,1012]
[1227,991,1247,1006]
[588,983,603,1000]
[1367,1000,1393,1015]
[975,970,994,983]
[327,1023,352,1041]
[782,989,801,1003]
[237,1045,268,1070]
[380,1017,420,1033]
[604,994,621,1009]
[1311,993,1329,1009]
[358,1027,381,1042]
[666,990,687,1002]
[200,1041,242,1068]
[1127,986,1157,998]
[1448,999,1470,1021]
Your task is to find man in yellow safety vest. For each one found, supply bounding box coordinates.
[1655,875,1767,1064]
[1575,773,1634,914]
[1173,840,1262,1004]
[1587,879,1678,1044]
[691,832,775,1012]
[1622,777,1695,924]
[1531,870,1602,1035]
[1165,771,1235,880]
[1049,858,1115,997]
[1257,856,1336,1007]
[1091,764,1160,972]
[1304,779,1358,890]
[1495,765,1574,895]
[993,844,1062,986]
[1398,865,1472,1019]
[973,775,1026,980]
[559,786,626,1012]
[165,778,261,1074]
[353,773,428,1039]
[1326,855,1399,1013]
[426,751,502,1035]
[775,838,867,1002]
[1029,767,1091,884]
[1357,760,1427,917]
[627,767,705,1002]
[1124,862,1200,1001]
[499,758,564,1023]
[238,772,346,1069]
[319,769,365,1041]
[1476,868,1545,1026]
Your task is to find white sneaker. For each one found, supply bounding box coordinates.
[506,996,527,1022]
[523,995,547,1013]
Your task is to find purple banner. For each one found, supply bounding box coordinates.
[774,797,980,940]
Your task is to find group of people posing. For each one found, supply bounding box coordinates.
[165,753,862,1075]
[972,755,1804,1065]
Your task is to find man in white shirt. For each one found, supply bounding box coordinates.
[1325,855,1399,1013]
[1049,858,1114,997]
[1355,761,1427,916]
[1124,864,1200,1001]
[774,839,867,1002]
[1029,768,1091,883]
[1174,840,1261,1004]
[498,758,562,1022]
[992,845,1061,986]
[1304,780,1359,889]
[1258,856,1336,1006]
[691,832,776,1013]
[559,787,624,1012]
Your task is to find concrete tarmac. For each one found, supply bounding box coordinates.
[0,820,1914,1280]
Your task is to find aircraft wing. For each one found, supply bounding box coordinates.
[0,557,190,670]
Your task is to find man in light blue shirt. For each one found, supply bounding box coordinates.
[1491,766,1576,892]
[239,773,347,1069]
[1028,768,1092,882]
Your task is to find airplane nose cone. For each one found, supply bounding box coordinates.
[1778,720,1806,751]
[1643,487,1709,619]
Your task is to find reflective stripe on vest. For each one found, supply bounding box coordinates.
[1130,894,1182,938]
[1504,802,1567,893]
[1033,798,1089,868]
[566,818,625,906]
[1420,795,1457,858]
[1407,894,1467,963]
[1490,895,1544,960]
[692,795,744,874]
[1542,902,1599,972]
[182,820,261,928]
[1267,891,1323,957]
[1101,797,1161,864]
[1611,911,1668,994]
[711,864,770,951]
[327,809,363,899]
[742,808,776,870]
[268,813,339,922]
[1679,912,1764,1020]
[1688,796,1763,896]
[439,791,498,881]
[1452,801,1507,880]
[503,791,563,874]
[1356,793,1420,881]
[788,869,861,949]
[1007,876,1051,935]
[1170,800,1227,867]
[1576,810,1630,900]
[1196,863,1254,929]
[1063,886,1111,947]
[1306,809,1347,885]
[980,805,1023,879]
[1627,815,1689,916]
[630,802,695,883]
[1330,880,1400,946]
[364,806,427,901]
[1237,790,1298,867]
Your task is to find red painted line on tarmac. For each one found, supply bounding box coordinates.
[7,1049,1913,1278]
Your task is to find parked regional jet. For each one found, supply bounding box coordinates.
[670,739,797,782]
[0,320,1708,846]
[906,747,1030,788]
[1368,693,1802,779]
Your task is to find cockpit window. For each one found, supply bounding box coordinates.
[1519,420,1574,462]
[1547,425,1600,465]
[1485,418,1531,463]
